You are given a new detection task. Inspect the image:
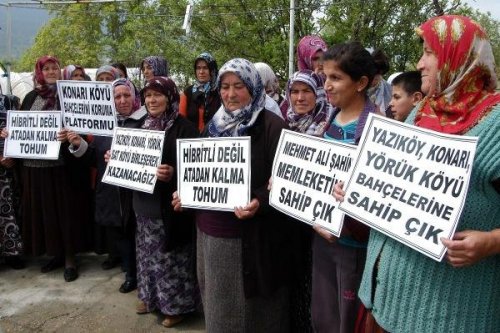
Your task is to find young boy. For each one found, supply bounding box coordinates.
[389,71,423,122]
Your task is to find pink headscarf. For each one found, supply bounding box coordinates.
[297,35,327,71]
[34,55,61,110]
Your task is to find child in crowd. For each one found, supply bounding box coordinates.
[388,71,423,122]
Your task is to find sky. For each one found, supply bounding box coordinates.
[465,0,500,20]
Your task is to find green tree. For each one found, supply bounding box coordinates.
[16,0,499,83]
[455,6,500,76]
[321,0,467,72]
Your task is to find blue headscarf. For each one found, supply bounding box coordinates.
[207,58,266,137]
[192,52,218,94]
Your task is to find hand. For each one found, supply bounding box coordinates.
[104,150,111,163]
[57,128,69,142]
[235,198,260,220]
[0,157,15,168]
[67,130,82,148]
[157,164,174,182]
[313,224,337,243]
[267,176,273,191]
[442,229,500,267]
[0,128,8,139]
[171,191,184,212]
[332,181,345,202]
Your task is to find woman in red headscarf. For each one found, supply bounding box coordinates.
[335,15,500,333]
[11,56,92,281]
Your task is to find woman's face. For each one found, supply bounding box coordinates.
[144,89,168,117]
[220,73,252,112]
[195,59,210,83]
[323,60,366,109]
[311,50,324,74]
[42,61,61,84]
[142,64,154,81]
[417,41,439,96]
[71,69,85,81]
[97,72,115,82]
[290,81,316,115]
[114,85,134,116]
[114,67,126,78]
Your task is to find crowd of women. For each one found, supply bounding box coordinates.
[0,14,498,332]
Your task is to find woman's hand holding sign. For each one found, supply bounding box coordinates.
[57,128,68,142]
[66,130,82,148]
[442,229,500,267]
[235,198,260,220]
[309,181,347,243]
[104,150,111,163]
[333,181,345,202]
[157,164,174,182]
[171,191,184,212]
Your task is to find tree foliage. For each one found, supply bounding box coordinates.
[15,0,500,85]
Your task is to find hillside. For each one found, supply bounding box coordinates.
[0,6,50,60]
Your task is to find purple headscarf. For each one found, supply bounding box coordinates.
[285,70,333,136]
[141,76,179,132]
[297,35,327,71]
[140,56,169,80]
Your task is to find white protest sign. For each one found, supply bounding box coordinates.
[339,113,478,261]
[102,127,164,194]
[4,110,62,159]
[269,130,356,236]
[57,80,116,136]
[177,137,251,211]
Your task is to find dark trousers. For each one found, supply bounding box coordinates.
[108,223,136,281]
[311,234,367,333]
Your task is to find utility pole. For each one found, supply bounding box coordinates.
[288,0,295,77]
[0,3,13,94]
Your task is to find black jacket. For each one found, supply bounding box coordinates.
[183,85,221,130]
[80,108,147,228]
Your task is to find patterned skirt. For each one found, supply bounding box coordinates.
[0,167,22,256]
[136,215,199,316]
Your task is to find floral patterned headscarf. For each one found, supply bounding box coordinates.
[414,15,500,134]
[34,55,61,110]
[141,76,179,132]
[192,52,218,93]
[285,70,334,136]
[207,58,266,137]
[297,35,327,71]
[140,56,169,80]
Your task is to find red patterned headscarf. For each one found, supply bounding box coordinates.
[34,55,61,110]
[414,15,500,134]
